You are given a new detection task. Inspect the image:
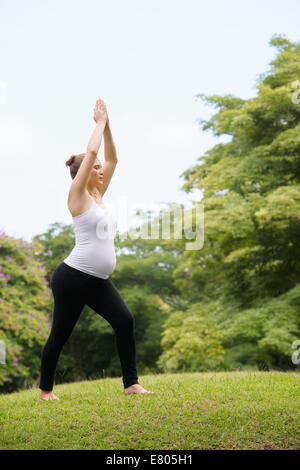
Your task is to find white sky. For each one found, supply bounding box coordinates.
[0,0,299,242]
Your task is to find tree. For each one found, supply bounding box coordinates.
[0,230,51,392]
[157,302,225,372]
[172,34,300,369]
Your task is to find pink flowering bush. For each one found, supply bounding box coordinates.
[0,230,52,392]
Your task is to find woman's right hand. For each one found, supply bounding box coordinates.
[93,99,108,124]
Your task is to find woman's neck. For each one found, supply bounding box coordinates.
[88,187,102,202]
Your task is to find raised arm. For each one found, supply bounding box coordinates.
[71,99,107,194]
[96,115,118,197]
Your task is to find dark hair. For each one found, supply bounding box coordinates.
[65,153,86,179]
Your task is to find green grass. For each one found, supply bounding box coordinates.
[0,371,299,450]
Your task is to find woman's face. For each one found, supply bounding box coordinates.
[89,159,104,186]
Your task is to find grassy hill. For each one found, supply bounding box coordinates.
[0,371,299,450]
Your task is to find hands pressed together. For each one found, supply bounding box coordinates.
[93,98,110,129]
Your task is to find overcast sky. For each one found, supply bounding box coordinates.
[0,0,299,242]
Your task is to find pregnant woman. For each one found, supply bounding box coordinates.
[39,99,153,400]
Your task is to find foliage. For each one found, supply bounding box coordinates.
[174,34,300,369]
[157,302,225,372]
[0,230,51,392]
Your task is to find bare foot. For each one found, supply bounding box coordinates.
[124,384,154,395]
[40,390,60,401]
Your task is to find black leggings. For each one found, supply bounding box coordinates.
[39,261,139,391]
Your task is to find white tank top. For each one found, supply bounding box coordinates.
[64,198,118,279]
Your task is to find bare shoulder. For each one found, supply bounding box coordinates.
[67,184,92,218]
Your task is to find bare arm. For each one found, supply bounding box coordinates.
[103,122,118,163]
[96,120,118,196]
[71,100,107,194]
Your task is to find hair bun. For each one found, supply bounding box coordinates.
[65,153,86,180]
[65,155,75,167]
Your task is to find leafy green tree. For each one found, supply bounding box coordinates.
[0,230,51,392]
[157,302,225,372]
[173,34,300,369]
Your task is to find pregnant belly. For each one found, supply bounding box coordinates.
[67,244,116,276]
[86,245,116,272]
